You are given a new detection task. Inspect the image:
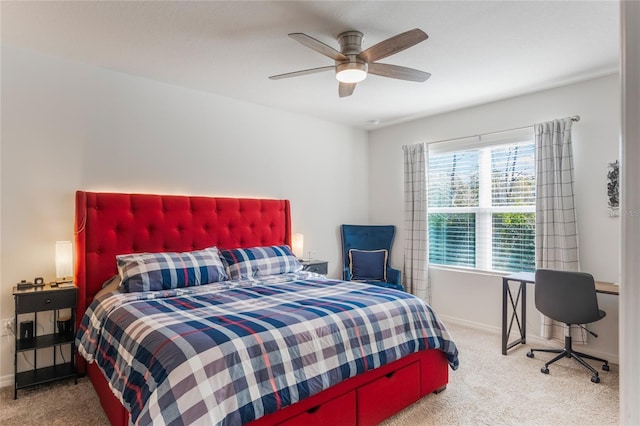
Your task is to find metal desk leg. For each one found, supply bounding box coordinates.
[521,281,526,345]
[502,278,508,355]
[502,278,527,355]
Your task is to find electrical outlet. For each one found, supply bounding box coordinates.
[1,318,15,337]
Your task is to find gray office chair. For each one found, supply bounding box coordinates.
[526,269,610,383]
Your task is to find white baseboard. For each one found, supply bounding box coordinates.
[439,314,502,335]
[0,373,14,389]
[439,314,619,364]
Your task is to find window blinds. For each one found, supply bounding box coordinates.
[427,136,535,273]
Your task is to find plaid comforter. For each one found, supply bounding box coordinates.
[77,272,459,426]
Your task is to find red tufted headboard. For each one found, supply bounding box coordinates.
[74,191,291,324]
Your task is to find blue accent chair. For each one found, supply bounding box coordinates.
[340,224,404,291]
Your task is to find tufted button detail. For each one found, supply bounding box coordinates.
[80,195,293,294]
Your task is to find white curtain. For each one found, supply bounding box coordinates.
[402,143,430,301]
[535,118,586,342]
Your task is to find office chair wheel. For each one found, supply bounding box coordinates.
[591,375,600,383]
[602,364,610,371]
[541,367,549,374]
[526,351,534,358]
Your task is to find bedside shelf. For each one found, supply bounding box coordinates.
[300,259,328,275]
[12,284,78,399]
[16,332,75,352]
[15,362,76,389]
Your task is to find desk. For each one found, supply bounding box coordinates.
[501,272,619,355]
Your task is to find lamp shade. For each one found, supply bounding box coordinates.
[335,62,367,83]
[55,241,73,280]
[291,233,304,258]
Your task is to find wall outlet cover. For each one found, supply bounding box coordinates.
[1,318,15,337]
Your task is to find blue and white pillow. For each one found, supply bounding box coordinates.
[349,249,388,282]
[220,245,302,279]
[117,246,228,292]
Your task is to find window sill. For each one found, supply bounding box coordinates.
[427,264,510,279]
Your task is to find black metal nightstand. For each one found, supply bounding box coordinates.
[12,284,77,399]
[300,259,328,275]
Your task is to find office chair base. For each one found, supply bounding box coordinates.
[526,335,609,383]
[537,361,599,383]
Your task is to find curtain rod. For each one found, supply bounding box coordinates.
[424,115,580,146]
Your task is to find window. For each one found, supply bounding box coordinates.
[427,134,535,273]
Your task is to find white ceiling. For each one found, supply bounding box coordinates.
[1,1,620,130]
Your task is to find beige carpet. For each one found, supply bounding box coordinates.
[382,323,618,426]
[0,323,618,425]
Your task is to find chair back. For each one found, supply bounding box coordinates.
[340,225,395,279]
[534,269,602,325]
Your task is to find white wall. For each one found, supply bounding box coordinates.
[369,74,621,362]
[0,45,370,383]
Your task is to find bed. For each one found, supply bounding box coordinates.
[74,191,458,426]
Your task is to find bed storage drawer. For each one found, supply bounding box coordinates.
[356,361,421,426]
[279,390,356,426]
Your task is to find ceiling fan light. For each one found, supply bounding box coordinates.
[336,62,367,83]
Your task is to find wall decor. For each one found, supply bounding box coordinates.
[607,160,619,216]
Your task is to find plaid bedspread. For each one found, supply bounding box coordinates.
[77,272,459,426]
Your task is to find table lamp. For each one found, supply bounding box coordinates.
[55,241,73,285]
[291,233,304,259]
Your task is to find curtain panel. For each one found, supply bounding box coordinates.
[402,143,430,301]
[534,117,585,342]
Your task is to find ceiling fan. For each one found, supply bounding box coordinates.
[269,28,431,98]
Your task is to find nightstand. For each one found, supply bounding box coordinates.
[12,284,77,399]
[300,259,328,275]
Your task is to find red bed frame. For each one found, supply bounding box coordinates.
[74,191,449,426]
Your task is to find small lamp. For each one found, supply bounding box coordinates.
[291,233,304,259]
[55,241,73,284]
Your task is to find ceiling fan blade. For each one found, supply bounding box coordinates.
[269,65,335,80]
[358,28,428,63]
[289,33,348,61]
[339,82,356,98]
[367,62,431,82]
